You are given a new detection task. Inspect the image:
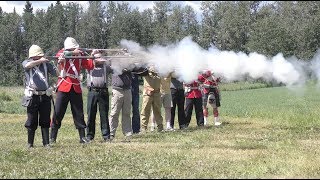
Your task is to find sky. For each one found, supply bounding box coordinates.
[0,1,203,20]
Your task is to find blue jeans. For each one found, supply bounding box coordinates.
[131,74,140,133]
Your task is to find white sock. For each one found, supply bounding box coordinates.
[204,116,207,125]
[214,117,221,125]
[166,122,171,129]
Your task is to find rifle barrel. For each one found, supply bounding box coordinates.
[46,56,135,59]
[79,48,127,52]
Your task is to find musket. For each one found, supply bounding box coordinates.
[45,56,136,60]
[77,48,128,53]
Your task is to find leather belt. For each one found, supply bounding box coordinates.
[88,87,108,92]
[33,91,46,95]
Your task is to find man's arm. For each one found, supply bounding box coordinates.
[24,57,49,69]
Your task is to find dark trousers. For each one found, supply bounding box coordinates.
[131,75,140,133]
[170,88,186,129]
[25,95,51,131]
[86,88,110,140]
[184,98,204,127]
[51,88,86,129]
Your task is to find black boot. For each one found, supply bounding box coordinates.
[78,128,90,144]
[41,128,50,147]
[27,129,35,148]
[50,127,59,144]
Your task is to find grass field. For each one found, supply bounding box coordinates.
[1,81,320,178]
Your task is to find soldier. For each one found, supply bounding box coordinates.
[198,70,222,126]
[86,53,113,142]
[140,66,164,133]
[22,45,57,148]
[184,80,204,128]
[170,73,187,129]
[150,72,174,131]
[50,37,99,144]
[109,66,146,141]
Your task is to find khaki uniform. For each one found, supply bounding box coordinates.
[160,75,173,108]
[140,74,163,131]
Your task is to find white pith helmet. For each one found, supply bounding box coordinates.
[28,45,44,58]
[64,37,79,50]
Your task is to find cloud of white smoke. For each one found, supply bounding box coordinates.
[117,36,312,87]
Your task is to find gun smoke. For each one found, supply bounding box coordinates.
[116,36,320,87]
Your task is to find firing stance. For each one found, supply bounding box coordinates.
[108,65,146,142]
[86,52,113,142]
[140,66,164,133]
[22,45,57,148]
[150,72,174,131]
[198,70,222,126]
[184,80,204,127]
[170,73,187,129]
[50,37,99,144]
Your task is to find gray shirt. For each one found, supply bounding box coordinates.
[170,77,184,90]
[111,70,132,90]
[87,63,112,88]
[22,59,57,91]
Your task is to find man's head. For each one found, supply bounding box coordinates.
[94,53,102,58]
[64,37,79,50]
[203,70,212,78]
[28,45,44,59]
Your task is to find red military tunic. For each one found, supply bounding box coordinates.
[56,49,94,93]
[198,72,220,94]
[184,81,202,98]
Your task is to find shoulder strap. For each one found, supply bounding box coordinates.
[28,69,34,89]
[103,63,107,86]
[89,69,93,87]
[69,60,79,79]
[34,64,49,88]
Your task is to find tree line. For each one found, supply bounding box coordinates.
[0,1,320,86]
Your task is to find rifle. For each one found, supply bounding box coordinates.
[77,48,128,53]
[45,56,135,60]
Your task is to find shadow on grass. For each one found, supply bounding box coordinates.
[214,143,268,150]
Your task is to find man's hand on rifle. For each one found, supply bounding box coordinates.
[90,49,100,56]
[38,57,49,63]
[73,48,82,55]
[57,55,66,64]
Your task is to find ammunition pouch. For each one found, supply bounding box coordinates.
[21,96,33,107]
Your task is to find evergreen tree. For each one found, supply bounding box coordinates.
[77,1,105,49]
[140,8,155,47]
[22,1,34,57]
[153,1,172,45]
[183,5,199,43]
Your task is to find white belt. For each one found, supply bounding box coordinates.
[61,73,79,80]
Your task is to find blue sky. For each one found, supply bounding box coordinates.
[0,1,203,20]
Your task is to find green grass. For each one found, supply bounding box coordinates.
[1,81,320,178]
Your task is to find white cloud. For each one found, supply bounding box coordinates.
[184,1,202,13]
[125,1,154,11]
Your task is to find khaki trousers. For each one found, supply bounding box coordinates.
[109,89,133,137]
[141,92,163,130]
